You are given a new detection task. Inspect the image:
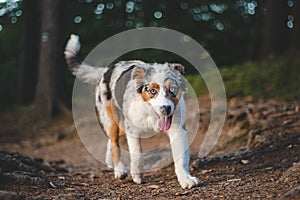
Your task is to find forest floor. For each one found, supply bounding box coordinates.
[0,96,300,199]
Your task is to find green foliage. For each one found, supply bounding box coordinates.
[0,20,21,111]
[187,53,300,100]
[185,75,208,96]
[0,60,19,110]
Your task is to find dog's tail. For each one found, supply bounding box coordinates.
[64,34,105,85]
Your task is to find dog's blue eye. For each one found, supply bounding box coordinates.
[169,87,175,93]
[150,89,157,95]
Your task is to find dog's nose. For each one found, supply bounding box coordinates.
[160,105,171,115]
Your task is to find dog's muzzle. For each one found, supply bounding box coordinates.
[160,105,171,115]
[157,105,173,132]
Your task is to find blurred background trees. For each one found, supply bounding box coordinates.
[0,0,299,117]
[19,0,40,104]
[34,0,68,118]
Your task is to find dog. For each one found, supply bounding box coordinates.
[64,34,199,189]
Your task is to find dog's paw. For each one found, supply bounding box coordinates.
[114,162,127,179]
[179,176,200,189]
[131,174,142,184]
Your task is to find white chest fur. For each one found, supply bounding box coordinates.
[126,97,159,132]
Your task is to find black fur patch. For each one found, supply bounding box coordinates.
[98,94,101,103]
[114,65,136,108]
[137,84,144,93]
[118,65,136,81]
[103,63,117,100]
[66,52,84,71]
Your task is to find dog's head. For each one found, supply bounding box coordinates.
[132,63,187,131]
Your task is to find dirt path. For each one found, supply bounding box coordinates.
[0,97,300,199]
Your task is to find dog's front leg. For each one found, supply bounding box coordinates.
[167,127,200,189]
[126,132,144,184]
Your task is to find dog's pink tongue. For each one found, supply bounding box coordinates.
[158,116,171,132]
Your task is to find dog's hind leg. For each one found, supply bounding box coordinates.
[105,139,113,168]
[106,101,127,179]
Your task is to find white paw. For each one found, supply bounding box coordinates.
[179,176,200,189]
[114,162,127,179]
[105,156,113,169]
[132,174,142,184]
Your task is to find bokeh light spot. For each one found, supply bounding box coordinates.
[153,11,163,19]
[74,16,82,24]
[287,0,293,7]
[180,2,188,10]
[97,3,105,10]
[15,9,22,16]
[125,20,133,28]
[106,3,114,10]
[287,21,294,29]
[11,16,17,24]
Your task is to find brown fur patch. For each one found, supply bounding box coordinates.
[118,119,126,137]
[168,64,185,74]
[106,100,121,165]
[141,82,160,101]
[164,79,182,106]
[132,67,146,84]
[172,90,182,105]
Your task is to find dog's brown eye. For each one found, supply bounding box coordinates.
[150,89,157,95]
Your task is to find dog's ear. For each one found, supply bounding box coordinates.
[132,66,146,92]
[132,66,146,83]
[168,63,185,74]
[168,63,187,92]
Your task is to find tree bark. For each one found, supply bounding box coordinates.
[35,0,67,118]
[290,0,300,50]
[18,0,40,104]
[261,0,289,57]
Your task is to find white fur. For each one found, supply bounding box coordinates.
[64,34,106,85]
[105,140,113,168]
[168,115,200,189]
[126,96,159,132]
[64,34,81,56]
[167,98,200,189]
[126,134,143,184]
[74,64,106,85]
[148,85,175,116]
[114,161,127,179]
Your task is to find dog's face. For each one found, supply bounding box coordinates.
[133,63,187,131]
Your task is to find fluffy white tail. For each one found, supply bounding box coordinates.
[64,34,105,85]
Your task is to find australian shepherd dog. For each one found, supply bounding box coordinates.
[64,34,199,189]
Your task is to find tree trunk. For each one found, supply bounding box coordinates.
[261,0,289,57]
[143,0,156,27]
[18,0,40,104]
[290,0,300,50]
[35,0,67,118]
